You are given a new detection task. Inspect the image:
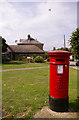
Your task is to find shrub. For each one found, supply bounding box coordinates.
[6,58,10,61]
[2,55,10,63]
[34,56,44,63]
[47,58,49,62]
[76,61,79,66]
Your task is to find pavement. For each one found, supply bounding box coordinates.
[33,106,78,119]
[1,61,79,72]
[69,61,76,66]
[69,61,79,70]
[70,66,79,70]
[0,66,48,72]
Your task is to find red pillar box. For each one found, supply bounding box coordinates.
[47,50,72,112]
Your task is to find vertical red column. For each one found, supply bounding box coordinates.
[47,50,72,112]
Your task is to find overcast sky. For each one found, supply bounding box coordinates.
[0,1,77,51]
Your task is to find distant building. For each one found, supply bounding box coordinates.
[7,35,45,60]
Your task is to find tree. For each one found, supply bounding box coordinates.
[52,47,56,51]
[69,28,79,60]
[57,47,69,51]
[0,36,7,52]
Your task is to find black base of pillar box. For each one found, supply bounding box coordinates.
[49,95,69,112]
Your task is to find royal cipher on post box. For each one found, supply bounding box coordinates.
[47,50,72,112]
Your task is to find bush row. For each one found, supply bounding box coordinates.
[2,55,49,63]
[34,56,45,63]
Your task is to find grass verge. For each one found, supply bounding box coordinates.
[2,68,49,118]
[2,67,77,118]
[2,61,48,70]
[69,67,77,111]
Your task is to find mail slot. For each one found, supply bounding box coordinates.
[56,59,65,61]
[47,50,72,112]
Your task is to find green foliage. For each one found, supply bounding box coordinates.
[34,56,45,63]
[47,57,49,62]
[2,55,10,63]
[57,47,69,51]
[44,51,49,60]
[0,36,7,52]
[33,54,37,58]
[69,28,79,60]
[52,47,56,51]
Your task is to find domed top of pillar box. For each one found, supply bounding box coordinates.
[47,50,72,58]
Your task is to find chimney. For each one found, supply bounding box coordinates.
[64,35,66,48]
[28,34,30,40]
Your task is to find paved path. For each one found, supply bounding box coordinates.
[70,66,79,70]
[33,106,78,119]
[1,65,79,72]
[69,61,79,70]
[0,66,48,72]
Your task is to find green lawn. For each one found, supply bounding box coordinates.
[2,68,49,119]
[69,67,77,112]
[2,61,48,70]
[2,66,77,119]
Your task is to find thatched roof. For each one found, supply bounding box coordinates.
[7,45,44,53]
